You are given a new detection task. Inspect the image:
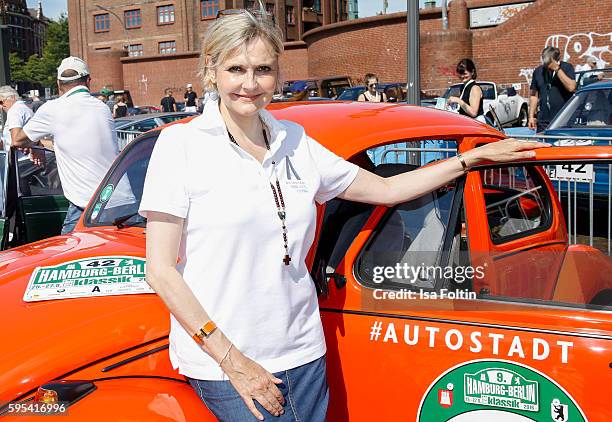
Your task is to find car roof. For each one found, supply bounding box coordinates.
[577,81,612,91]
[267,101,503,158]
[115,112,195,127]
[129,102,504,158]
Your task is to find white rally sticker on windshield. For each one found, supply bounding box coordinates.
[23,256,154,302]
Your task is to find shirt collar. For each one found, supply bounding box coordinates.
[191,98,288,156]
[61,85,90,98]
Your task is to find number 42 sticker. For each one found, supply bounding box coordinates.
[548,163,594,182]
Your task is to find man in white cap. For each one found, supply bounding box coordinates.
[184,83,198,113]
[0,85,33,151]
[11,56,120,234]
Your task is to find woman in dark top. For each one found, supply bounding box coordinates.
[113,94,128,118]
[447,59,485,122]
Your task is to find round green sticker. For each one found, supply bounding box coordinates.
[91,202,102,219]
[418,359,586,422]
[100,184,114,202]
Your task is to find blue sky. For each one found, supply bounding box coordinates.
[360,0,443,17]
[29,0,443,22]
[27,0,66,21]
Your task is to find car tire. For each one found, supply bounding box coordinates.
[515,105,528,127]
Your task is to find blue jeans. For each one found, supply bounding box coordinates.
[188,355,328,422]
[61,202,84,234]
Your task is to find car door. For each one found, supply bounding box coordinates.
[313,145,611,421]
[0,150,9,248]
[13,147,68,245]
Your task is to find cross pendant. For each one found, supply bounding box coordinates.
[283,255,291,265]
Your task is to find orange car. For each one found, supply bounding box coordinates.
[0,103,610,421]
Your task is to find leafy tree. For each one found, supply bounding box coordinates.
[9,14,69,91]
[9,53,28,82]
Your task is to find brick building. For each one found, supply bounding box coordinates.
[69,0,611,106]
[2,0,50,60]
[68,0,351,104]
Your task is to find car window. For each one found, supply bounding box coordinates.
[159,114,188,124]
[356,176,458,289]
[479,83,496,100]
[86,137,152,228]
[548,88,612,129]
[442,85,461,99]
[125,118,158,132]
[336,88,362,101]
[322,80,351,98]
[0,151,7,217]
[476,161,611,310]
[16,149,63,197]
[481,166,551,242]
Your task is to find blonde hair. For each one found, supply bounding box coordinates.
[198,8,284,93]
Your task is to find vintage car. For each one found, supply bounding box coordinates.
[0,146,66,251]
[0,102,610,421]
[439,81,529,127]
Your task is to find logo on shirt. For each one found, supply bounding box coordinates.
[283,157,308,193]
[285,156,301,180]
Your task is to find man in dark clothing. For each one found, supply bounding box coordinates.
[529,46,576,132]
[184,84,198,112]
[160,88,177,112]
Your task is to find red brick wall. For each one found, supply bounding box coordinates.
[471,0,612,97]
[291,0,611,95]
[79,0,610,105]
[89,49,127,92]
[280,42,309,81]
[121,52,200,106]
[302,13,409,85]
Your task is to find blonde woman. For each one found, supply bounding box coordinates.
[139,8,548,422]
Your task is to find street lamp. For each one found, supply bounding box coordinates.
[94,4,130,50]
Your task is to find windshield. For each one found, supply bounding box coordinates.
[85,136,154,228]
[548,88,612,129]
[441,83,495,101]
[336,87,362,101]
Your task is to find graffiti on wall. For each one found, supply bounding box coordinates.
[546,32,612,67]
[138,74,148,95]
[519,68,534,85]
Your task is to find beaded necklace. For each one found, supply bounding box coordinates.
[227,125,291,266]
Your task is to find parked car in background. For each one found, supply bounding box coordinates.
[440,81,529,127]
[336,83,407,102]
[129,105,161,115]
[0,103,610,421]
[114,112,197,150]
[282,76,353,99]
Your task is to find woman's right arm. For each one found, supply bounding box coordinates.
[145,211,285,420]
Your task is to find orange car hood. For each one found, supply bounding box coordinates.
[0,228,167,401]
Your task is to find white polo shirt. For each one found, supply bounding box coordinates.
[3,100,33,151]
[139,100,359,380]
[22,85,119,208]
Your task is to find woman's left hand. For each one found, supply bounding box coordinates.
[465,138,551,166]
[447,96,461,105]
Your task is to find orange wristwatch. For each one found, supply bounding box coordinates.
[192,320,218,345]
